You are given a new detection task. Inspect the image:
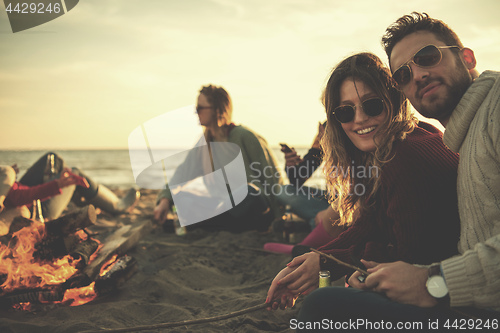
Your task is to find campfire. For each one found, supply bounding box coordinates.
[0,205,141,311]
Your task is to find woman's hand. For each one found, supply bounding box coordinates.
[279,252,321,295]
[55,169,89,189]
[154,198,171,224]
[266,266,300,310]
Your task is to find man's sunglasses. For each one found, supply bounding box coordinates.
[333,98,384,123]
[392,44,460,88]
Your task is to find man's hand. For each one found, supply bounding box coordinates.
[154,198,171,224]
[356,260,438,308]
[283,147,303,167]
[346,259,374,289]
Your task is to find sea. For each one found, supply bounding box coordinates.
[0,148,325,190]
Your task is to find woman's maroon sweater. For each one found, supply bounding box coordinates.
[319,123,460,279]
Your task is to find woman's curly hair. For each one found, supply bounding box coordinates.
[321,52,417,225]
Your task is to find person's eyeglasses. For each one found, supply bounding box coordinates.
[196,106,212,113]
[333,98,384,123]
[392,44,460,88]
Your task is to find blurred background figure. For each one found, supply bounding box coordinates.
[154,84,286,232]
[0,152,140,233]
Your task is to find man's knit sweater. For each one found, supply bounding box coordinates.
[319,123,461,280]
[441,71,500,312]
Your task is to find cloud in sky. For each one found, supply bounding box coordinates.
[1,0,499,149]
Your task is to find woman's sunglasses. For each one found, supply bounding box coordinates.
[333,98,384,123]
[392,44,460,88]
[196,106,212,113]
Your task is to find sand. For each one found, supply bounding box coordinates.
[0,189,304,333]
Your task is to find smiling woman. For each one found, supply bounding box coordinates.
[322,53,418,223]
[336,79,387,153]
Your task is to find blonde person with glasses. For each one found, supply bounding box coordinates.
[154,84,285,232]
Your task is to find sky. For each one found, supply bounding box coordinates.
[1,0,500,150]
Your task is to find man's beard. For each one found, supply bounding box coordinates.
[415,66,473,122]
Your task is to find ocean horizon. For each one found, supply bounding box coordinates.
[0,147,325,190]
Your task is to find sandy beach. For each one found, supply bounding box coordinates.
[0,189,305,333]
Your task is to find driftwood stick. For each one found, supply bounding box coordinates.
[310,248,369,276]
[82,302,269,333]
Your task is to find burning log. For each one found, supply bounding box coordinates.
[8,216,34,235]
[94,256,138,295]
[1,205,96,254]
[59,272,90,291]
[0,288,64,309]
[82,219,152,283]
[31,205,97,261]
[44,205,97,237]
[33,234,77,261]
[0,212,151,309]
[70,238,100,268]
[0,206,99,304]
[60,219,152,291]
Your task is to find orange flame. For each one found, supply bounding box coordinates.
[0,222,79,294]
[59,255,120,307]
[100,254,119,276]
[13,302,32,311]
[61,282,97,306]
[0,221,121,309]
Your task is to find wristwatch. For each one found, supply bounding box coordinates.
[426,263,449,304]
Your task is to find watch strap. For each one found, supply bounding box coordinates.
[427,264,450,306]
[428,263,442,278]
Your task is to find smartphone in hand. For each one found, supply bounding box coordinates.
[279,143,292,153]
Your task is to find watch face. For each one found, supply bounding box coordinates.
[427,275,448,298]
